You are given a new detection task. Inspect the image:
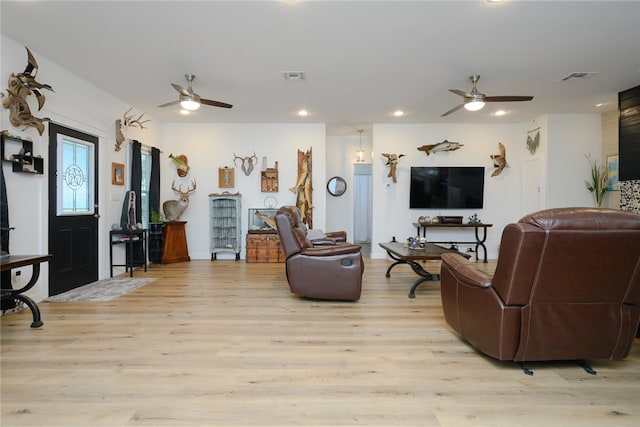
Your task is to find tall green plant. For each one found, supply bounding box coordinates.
[584,154,608,207]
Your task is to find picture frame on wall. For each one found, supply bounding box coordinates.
[218,167,235,188]
[606,154,620,191]
[112,162,124,186]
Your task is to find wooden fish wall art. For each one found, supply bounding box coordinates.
[2,47,54,136]
[381,153,405,183]
[490,142,509,177]
[417,140,464,156]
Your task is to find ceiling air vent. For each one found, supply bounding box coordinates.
[561,72,598,82]
[282,71,305,81]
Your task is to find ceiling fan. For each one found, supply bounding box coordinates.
[158,74,233,111]
[441,75,533,117]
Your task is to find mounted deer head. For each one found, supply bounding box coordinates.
[233,152,258,176]
[162,180,196,221]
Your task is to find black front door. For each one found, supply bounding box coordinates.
[48,123,99,295]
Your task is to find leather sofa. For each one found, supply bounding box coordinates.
[275,206,364,301]
[440,207,640,362]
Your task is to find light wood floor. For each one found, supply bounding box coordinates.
[2,258,639,426]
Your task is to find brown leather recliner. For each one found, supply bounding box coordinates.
[275,206,364,301]
[440,207,640,363]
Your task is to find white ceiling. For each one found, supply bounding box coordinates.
[1,1,639,136]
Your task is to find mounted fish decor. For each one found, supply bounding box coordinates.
[169,153,190,177]
[490,142,509,177]
[254,210,277,231]
[2,47,54,136]
[381,153,405,183]
[115,107,150,152]
[417,140,464,156]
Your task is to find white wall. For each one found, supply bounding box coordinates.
[161,123,326,260]
[545,114,602,208]
[1,36,162,301]
[371,123,527,260]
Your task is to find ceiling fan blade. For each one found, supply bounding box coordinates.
[449,89,471,98]
[485,95,533,102]
[441,104,465,117]
[201,98,233,109]
[158,100,180,108]
[171,83,190,96]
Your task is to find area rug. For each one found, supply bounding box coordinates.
[45,277,155,302]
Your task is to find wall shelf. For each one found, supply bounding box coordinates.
[1,134,44,175]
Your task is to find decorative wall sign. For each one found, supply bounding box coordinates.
[112,162,124,185]
[218,167,234,188]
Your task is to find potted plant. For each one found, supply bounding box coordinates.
[584,154,608,207]
[149,209,164,232]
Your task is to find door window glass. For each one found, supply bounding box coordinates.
[56,135,95,215]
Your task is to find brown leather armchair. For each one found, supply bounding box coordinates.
[275,206,364,301]
[440,207,640,365]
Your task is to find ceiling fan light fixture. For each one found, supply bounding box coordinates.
[464,100,485,111]
[180,96,201,111]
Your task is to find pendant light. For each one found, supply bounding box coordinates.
[356,129,365,162]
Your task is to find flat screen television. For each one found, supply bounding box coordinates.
[410,166,485,209]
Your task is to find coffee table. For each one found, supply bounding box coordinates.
[379,241,468,298]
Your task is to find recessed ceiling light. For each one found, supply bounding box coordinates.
[393,110,404,117]
[494,110,506,116]
[297,109,308,117]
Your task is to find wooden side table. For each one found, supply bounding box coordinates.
[162,221,190,264]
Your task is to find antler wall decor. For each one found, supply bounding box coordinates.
[115,107,150,151]
[233,152,258,176]
[2,47,54,136]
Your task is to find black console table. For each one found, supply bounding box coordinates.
[109,229,147,277]
[413,222,492,263]
[1,254,52,328]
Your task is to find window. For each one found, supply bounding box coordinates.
[57,134,95,215]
